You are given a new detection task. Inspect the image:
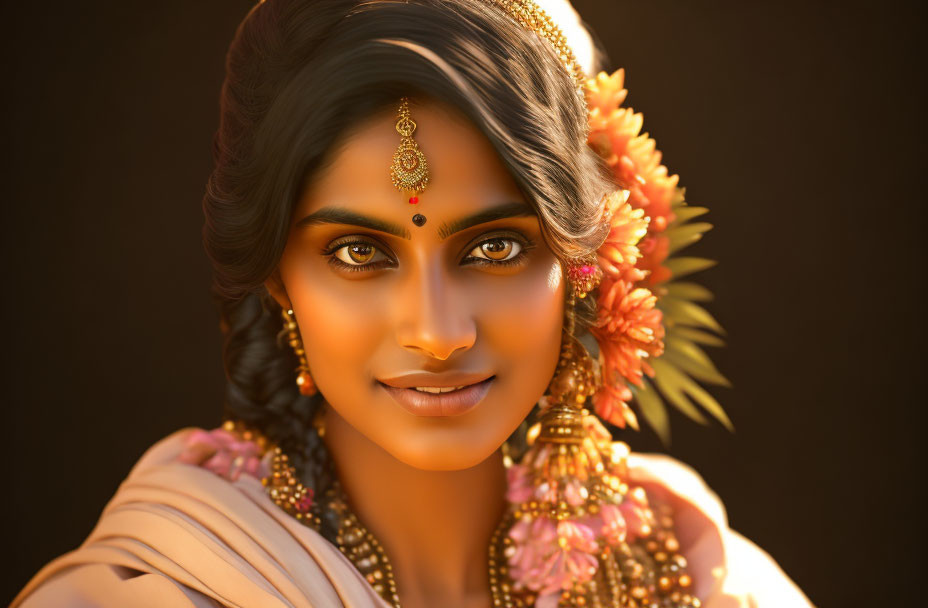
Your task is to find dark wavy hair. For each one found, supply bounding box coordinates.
[202,0,614,539]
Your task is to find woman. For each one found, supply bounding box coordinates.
[12,0,813,606]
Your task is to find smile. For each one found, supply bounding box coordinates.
[377,376,495,417]
[411,385,467,393]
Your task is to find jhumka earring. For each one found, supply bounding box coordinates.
[280,307,317,396]
[497,262,696,606]
[390,96,430,206]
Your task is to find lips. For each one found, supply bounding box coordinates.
[377,374,495,417]
[377,371,494,389]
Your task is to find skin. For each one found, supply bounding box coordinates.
[265,98,566,608]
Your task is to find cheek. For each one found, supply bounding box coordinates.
[483,259,564,351]
[281,258,386,395]
[478,257,564,403]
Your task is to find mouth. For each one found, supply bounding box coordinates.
[377,376,495,417]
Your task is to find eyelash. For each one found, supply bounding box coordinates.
[322,234,535,273]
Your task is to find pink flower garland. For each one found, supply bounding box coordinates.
[503,416,658,607]
[178,426,271,482]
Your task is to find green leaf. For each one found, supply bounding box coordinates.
[632,378,671,446]
[664,281,715,302]
[663,336,732,388]
[678,372,734,432]
[665,334,720,371]
[664,256,717,279]
[670,326,726,347]
[665,222,713,254]
[653,358,735,431]
[658,296,726,334]
[650,359,709,425]
[669,187,687,209]
[670,206,709,224]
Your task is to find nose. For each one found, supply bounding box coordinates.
[394,258,477,361]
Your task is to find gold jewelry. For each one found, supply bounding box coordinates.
[324,484,402,605]
[566,254,604,300]
[223,406,699,608]
[485,0,587,104]
[280,307,318,396]
[252,258,690,608]
[546,294,598,406]
[264,444,317,521]
[494,297,699,607]
[390,97,430,205]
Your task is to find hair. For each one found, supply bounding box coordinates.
[202,0,615,539]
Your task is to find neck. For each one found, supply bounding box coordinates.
[321,405,507,608]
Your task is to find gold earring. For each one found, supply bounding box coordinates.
[521,295,599,449]
[280,308,318,396]
[504,298,640,604]
[566,255,604,300]
[541,293,599,411]
[390,96,430,205]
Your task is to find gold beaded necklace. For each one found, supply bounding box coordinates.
[247,421,701,608]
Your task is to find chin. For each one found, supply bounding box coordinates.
[383,433,501,471]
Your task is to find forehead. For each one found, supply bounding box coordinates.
[295,99,528,222]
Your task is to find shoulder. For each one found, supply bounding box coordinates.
[627,452,815,608]
[14,426,380,608]
[12,428,216,608]
[12,428,223,608]
[15,563,222,608]
[127,426,203,475]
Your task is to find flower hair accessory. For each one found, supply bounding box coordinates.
[502,41,730,608]
[582,70,732,442]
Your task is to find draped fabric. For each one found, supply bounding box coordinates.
[12,429,813,607]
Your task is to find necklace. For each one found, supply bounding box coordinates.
[252,422,701,608]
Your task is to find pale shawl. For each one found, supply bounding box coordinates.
[11,429,813,607]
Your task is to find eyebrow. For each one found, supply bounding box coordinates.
[295,200,536,241]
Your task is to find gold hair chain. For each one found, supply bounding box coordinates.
[486,0,588,100]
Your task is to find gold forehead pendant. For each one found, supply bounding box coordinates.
[390,97,429,226]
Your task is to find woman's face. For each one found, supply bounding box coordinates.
[267,99,565,471]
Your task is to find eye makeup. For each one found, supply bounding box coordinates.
[320,230,536,274]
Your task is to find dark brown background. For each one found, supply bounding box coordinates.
[2,1,925,605]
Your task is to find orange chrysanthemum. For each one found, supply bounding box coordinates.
[583,69,729,440]
[626,137,679,230]
[592,278,665,389]
[636,235,672,287]
[585,69,680,287]
[591,382,636,430]
[585,69,628,116]
[596,191,650,279]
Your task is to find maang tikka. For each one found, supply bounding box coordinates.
[390,96,430,206]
